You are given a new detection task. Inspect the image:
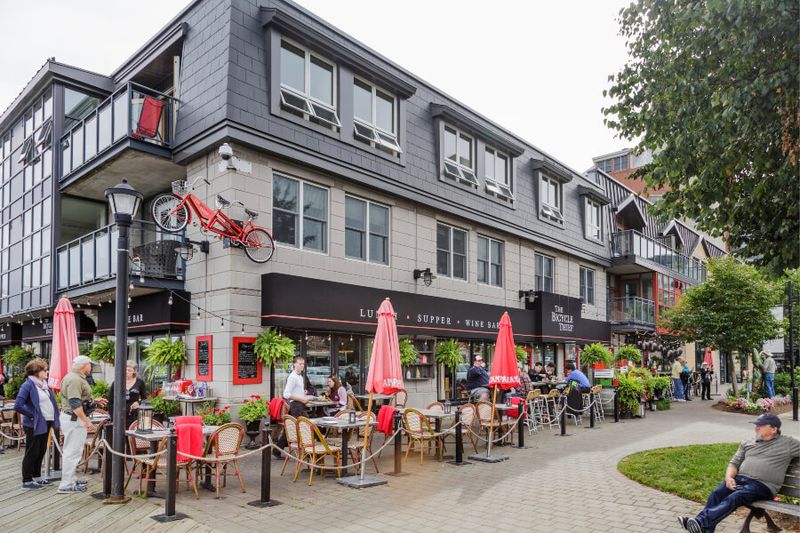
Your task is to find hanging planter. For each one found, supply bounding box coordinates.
[87,337,116,364]
[143,336,187,382]
[616,345,642,366]
[399,338,419,366]
[435,339,462,369]
[254,328,296,367]
[515,345,528,363]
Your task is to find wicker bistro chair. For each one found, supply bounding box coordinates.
[426,401,444,412]
[126,435,198,498]
[83,418,108,473]
[476,401,513,445]
[393,390,408,408]
[540,389,561,430]
[197,423,246,499]
[346,393,364,412]
[524,390,543,434]
[295,417,342,486]
[349,412,379,473]
[443,403,478,453]
[402,408,444,465]
[280,415,300,476]
[124,420,166,492]
[0,410,24,450]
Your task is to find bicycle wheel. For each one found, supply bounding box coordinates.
[242,227,275,263]
[151,194,188,232]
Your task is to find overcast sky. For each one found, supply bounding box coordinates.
[0,0,632,171]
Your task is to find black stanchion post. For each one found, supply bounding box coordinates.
[589,393,595,429]
[613,388,620,423]
[151,429,186,522]
[517,401,525,448]
[558,398,570,437]
[248,425,281,507]
[102,422,112,496]
[447,407,471,466]
[388,411,410,474]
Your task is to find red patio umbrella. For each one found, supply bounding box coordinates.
[485,312,520,458]
[703,347,714,368]
[48,296,80,391]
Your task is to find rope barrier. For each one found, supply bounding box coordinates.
[0,429,26,441]
[463,408,526,443]
[99,439,168,461]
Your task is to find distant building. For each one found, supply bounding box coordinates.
[592,148,668,202]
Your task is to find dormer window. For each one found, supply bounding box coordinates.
[353,78,401,154]
[279,39,341,129]
[442,125,478,187]
[484,146,513,200]
[540,174,563,222]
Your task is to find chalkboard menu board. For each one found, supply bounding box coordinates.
[196,336,212,381]
[233,336,260,384]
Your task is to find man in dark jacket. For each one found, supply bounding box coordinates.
[466,355,490,402]
[699,362,713,400]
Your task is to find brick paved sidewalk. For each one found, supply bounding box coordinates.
[1,399,796,532]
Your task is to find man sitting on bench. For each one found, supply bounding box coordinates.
[678,413,800,533]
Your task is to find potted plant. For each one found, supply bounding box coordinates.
[147,389,180,422]
[399,338,419,366]
[198,404,231,426]
[615,345,642,367]
[615,373,645,418]
[87,337,116,364]
[515,345,528,364]
[143,336,187,382]
[580,343,613,382]
[238,394,268,449]
[1,347,34,398]
[435,339,462,370]
[254,328,296,368]
[91,380,111,402]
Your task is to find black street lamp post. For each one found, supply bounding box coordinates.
[104,179,142,503]
[788,281,797,422]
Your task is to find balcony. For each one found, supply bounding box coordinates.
[608,296,656,329]
[59,82,184,197]
[610,229,707,283]
[56,220,185,296]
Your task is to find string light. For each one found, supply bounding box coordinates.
[196,310,201,320]
[129,283,134,291]
[241,324,245,334]
[139,273,145,284]
[220,318,224,330]
[108,297,112,304]
[168,295,173,306]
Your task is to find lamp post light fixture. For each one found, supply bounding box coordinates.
[413,268,436,287]
[104,179,142,505]
[175,237,210,262]
[518,289,537,308]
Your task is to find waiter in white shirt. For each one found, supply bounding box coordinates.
[275,356,310,455]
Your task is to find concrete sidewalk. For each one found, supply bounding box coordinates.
[1,398,796,532]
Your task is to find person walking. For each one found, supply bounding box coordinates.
[13,358,60,490]
[57,356,94,494]
[699,362,713,400]
[681,360,693,401]
[761,351,776,398]
[671,358,685,401]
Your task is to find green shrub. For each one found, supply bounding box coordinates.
[616,373,645,415]
[655,398,671,410]
[2,346,34,371]
[3,376,22,398]
[616,345,642,365]
[581,343,613,367]
[91,380,110,400]
[198,404,231,425]
[775,368,800,396]
[515,345,528,363]
[147,390,180,416]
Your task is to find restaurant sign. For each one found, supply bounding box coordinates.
[533,291,609,344]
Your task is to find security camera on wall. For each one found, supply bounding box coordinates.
[216,143,252,174]
[218,143,234,160]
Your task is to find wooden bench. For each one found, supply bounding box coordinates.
[740,458,800,533]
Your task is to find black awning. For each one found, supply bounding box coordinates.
[0,323,22,345]
[21,311,96,342]
[97,290,190,335]
[532,291,610,345]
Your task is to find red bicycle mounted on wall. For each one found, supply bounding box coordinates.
[151,178,275,263]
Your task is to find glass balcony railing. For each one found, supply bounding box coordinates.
[610,229,707,282]
[608,296,656,326]
[56,220,184,291]
[60,82,174,179]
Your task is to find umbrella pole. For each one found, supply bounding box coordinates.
[486,386,497,457]
[359,393,373,481]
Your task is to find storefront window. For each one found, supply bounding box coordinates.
[305,334,331,395]
[272,332,301,399]
[337,336,359,393]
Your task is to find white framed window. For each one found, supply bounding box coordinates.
[484,146,513,200]
[352,78,401,154]
[540,174,563,222]
[584,198,602,241]
[580,266,595,305]
[535,253,554,292]
[279,39,341,129]
[345,195,389,264]
[436,223,467,280]
[477,235,503,287]
[272,174,328,252]
[442,125,479,187]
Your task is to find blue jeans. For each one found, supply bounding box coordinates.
[673,378,684,400]
[764,373,775,398]
[696,476,773,532]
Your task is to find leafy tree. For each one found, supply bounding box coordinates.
[604,0,799,276]
[661,258,781,393]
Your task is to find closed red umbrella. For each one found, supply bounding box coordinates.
[365,298,405,395]
[48,296,80,391]
[703,347,714,368]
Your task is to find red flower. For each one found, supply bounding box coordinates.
[250,394,261,399]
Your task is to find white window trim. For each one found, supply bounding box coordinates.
[344,194,390,265]
[272,173,330,255]
[534,253,555,292]
[484,146,514,200]
[580,266,595,305]
[436,222,468,281]
[584,197,602,241]
[477,234,503,287]
[279,38,341,128]
[352,77,401,154]
[539,174,563,222]
[442,124,478,187]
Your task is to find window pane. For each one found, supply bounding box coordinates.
[273,175,298,212]
[369,234,387,264]
[303,183,327,220]
[273,212,297,245]
[496,155,507,185]
[310,56,333,105]
[477,260,487,284]
[280,42,305,92]
[369,204,388,236]
[302,218,326,251]
[485,149,494,179]
[444,128,457,162]
[345,197,366,230]
[452,229,466,255]
[353,80,372,122]
[436,224,450,251]
[458,134,471,168]
[345,228,364,259]
[477,237,488,261]
[453,254,466,280]
[375,91,394,133]
[437,249,450,277]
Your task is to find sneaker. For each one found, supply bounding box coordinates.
[35,478,52,486]
[676,516,689,530]
[686,517,705,533]
[675,399,686,402]
[75,479,89,486]
[57,484,87,494]
[22,482,44,490]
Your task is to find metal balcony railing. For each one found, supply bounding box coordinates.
[60,82,175,178]
[608,296,656,326]
[610,229,707,282]
[56,220,184,291]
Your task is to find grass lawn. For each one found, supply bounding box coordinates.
[618,443,739,503]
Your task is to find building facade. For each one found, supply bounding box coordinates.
[0,0,724,408]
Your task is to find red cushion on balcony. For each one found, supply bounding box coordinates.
[135,96,164,139]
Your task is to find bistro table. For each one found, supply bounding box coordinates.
[163,396,218,416]
[125,425,219,496]
[305,400,338,416]
[354,393,394,413]
[309,417,377,476]
[397,407,455,461]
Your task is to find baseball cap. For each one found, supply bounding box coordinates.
[72,355,92,367]
[474,355,483,361]
[750,413,781,428]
